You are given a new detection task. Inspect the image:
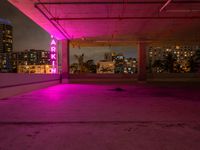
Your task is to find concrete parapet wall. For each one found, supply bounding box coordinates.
[70,73,137,79]
[147,73,200,82]
[69,74,138,83]
[148,73,200,78]
[0,73,60,99]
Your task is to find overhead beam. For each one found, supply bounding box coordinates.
[51,16,200,20]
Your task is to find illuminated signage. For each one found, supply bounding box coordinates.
[50,35,57,73]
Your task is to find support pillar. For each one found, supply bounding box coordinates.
[61,40,69,81]
[138,42,147,81]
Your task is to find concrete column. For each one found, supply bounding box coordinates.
[138,42,147,81]
[61,40,69,80]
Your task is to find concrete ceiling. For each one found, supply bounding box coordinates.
[8,0,200,44]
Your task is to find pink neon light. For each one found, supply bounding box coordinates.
[50,35,57,74]
[51,54,56,59]
[51,47,56,52]
[51,68,56,73]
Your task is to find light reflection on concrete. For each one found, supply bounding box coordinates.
[0,83,200,149]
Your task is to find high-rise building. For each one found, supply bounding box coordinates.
[17,49,52,74]
[148,45,197,73]
[17,49,50,65]
[0,18,13,53]
[96,52,137,74]
[0,19,13,72]
[124,58,137,74]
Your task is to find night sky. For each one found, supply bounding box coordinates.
[70,46,137,64]
[0,0,50,51]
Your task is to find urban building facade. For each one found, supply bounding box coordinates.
[103,52,137,74]
[17,65,52,74]
[148,45,200,73]
[17,49,50,65]
[0,19,52,74]
[70,52,137,74]
[17,49,52,74]
[0,18,13,72]
[0,18,13,53]
[0,48,52,73]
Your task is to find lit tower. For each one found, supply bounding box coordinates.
[0,18,13,53]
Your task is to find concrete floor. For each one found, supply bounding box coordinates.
[0,83,200,150]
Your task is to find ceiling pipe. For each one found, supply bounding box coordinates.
[51,16,200,20]
[35,1,200,5]
[34,2,71,39]
[38,1,71,39]
[160,0,172,12]
[34,0,200,39]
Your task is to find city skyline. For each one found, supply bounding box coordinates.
[70,46,138,64]
[0,0,50,51]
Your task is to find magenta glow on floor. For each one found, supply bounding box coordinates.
[0,83,200,150]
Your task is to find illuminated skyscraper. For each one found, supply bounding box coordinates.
[0,18,13,53]
[0,19,13,72]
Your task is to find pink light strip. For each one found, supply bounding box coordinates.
[50,35,57,73]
